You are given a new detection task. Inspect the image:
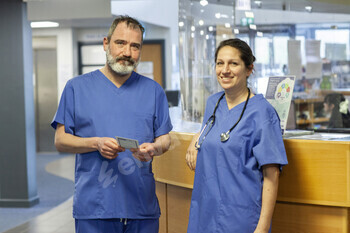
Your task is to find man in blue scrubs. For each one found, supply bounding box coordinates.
[51,15,172,233]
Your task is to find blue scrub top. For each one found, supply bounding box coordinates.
[187,92,288,233]
[51,70,173,219]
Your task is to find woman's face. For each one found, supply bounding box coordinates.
[215,46,253,93]
[323,102,334,114]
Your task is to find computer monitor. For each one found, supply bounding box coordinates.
[165,90,180,107]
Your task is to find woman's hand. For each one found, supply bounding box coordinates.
[186,133,200,170]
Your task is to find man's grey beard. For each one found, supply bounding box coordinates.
[106,48,139,76]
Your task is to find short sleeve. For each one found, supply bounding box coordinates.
[51,80,75,135]
[252,110,288,170]
[154,86,173,137]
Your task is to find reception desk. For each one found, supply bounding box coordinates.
[153,131,350,233]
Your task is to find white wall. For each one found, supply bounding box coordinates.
[32,28,74,103]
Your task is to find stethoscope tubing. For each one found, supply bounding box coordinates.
[195,88,251,149]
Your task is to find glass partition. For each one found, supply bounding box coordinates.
[178,0,350,132]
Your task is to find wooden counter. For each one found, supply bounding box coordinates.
[153,131,350,233]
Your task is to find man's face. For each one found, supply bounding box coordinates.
[104,22,142,76]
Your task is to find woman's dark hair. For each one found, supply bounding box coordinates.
[215,38,256,69]
[324,93,345,107]
[324,93,350,128]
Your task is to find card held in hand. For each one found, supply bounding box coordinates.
[115,136,139,149]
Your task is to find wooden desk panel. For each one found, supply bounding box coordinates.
[153,132,195,188]
[156,182,167,233]
[167,185,192,233]
[272,202,348,233]
[279,139,350,206]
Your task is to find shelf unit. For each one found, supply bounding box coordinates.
[294,98,330,128]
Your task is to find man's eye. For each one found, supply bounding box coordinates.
[131,44,140,50]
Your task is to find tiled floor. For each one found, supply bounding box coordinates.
[3,156,76,233]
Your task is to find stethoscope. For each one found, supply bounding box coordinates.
[195,88,251,149]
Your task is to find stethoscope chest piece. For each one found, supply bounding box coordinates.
[220,132,230,142]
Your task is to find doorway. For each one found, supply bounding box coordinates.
[33,37,58,152]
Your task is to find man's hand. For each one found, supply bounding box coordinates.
[97,137,125,159]
[130,143,157,162]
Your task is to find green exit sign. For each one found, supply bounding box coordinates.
[241,17,254,26]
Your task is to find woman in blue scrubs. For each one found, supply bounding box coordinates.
[186,39,288,233]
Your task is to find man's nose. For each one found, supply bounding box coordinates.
[123,45,131,57]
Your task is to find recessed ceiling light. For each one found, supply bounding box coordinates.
[245,12,254,18]
[305,6,312,13]
[208,26,214,31]
[179,21,184,27]
[249,24,257,30]
[199,20,204,26]
[225,23,231,28]
[200,0,208,6]
[30,21,59,28]
[215,13,221,19]
[191,26,196,31]
[234,29,240,34]
[257,31,263,37]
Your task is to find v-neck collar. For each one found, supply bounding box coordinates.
[221,95,247,113]
[96,70,136,95]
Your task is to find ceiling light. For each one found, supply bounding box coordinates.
[191,33,195,38]
[222,34,227,39]
[234,29,240,34]
[200,30,204,35]
[208,26,214,31]
[30,21,59,28]
[179,21,184,27]
[245,11,254,18]
[254,0,262,8]
[200,0,208,6]
[215,13,221,19]
[206,35,209,40]
[199,20,204,26]
[191,26,196,31]
[249,24,257,30]
[257,31,263,37]
[305,6,312,13]
[225,23,231,28]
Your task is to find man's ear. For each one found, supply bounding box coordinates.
[103,37,109,51]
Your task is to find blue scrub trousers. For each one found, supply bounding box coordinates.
[75,218,159,233]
